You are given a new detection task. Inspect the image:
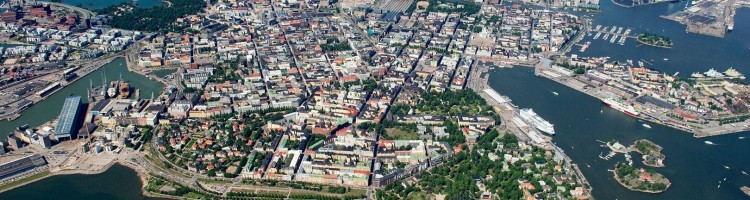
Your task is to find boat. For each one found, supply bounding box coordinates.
[119,81,130,99]
[602,98,639,117]
[552,91,559,96]
[740,137,746,139]
[642,124,651,128]
[742,171,748,175]
[705,141,715,145]
[724,165,730,169]
[107,81,119,98]
[520,108,556,135]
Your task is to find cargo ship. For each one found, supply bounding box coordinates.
[520,108,556,135]
[119,82,130,98]
[602,98,639,117]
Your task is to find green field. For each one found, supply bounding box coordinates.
[0,170,50,191]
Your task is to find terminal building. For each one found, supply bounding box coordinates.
[54,96,82,140]
[0,154,46,179]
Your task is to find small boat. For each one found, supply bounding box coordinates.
[705,141,715,145]
[552,91,559,96]
[742,171,748,175]
[663,58,669,61]
[723,177,727,181]
[724,166,730,169]
[740,137,746,139]
[600,110,603,113]
[642,124,652,128]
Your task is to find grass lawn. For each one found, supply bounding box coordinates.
[385,128,419,140]
[0,170,50,191]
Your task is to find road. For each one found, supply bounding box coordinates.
[39,2,95,19]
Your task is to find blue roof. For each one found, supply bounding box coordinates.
[54,96,82,138]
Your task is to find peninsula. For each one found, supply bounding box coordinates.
[614,163,671,193]
[0,0,597,199]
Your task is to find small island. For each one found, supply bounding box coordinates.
[631,139,666,167]
[637,33,672,48]
[614,163,671,193]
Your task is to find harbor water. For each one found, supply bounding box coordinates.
[0,57,164,139]
[571,0,750,76]
[0,164,163,200]
[489,67,750,199]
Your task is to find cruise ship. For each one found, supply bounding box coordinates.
[520,108,555,135]
[602,98,639,117]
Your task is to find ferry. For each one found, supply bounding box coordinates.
[602,98,639,117]
[520,108,556,135]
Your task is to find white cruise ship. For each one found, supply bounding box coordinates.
[602,98,639,117]
[520,108,555,135]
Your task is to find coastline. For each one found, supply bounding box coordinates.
[474,64,595,197]
[612,164,671,193]
[631,140,665,168]
[531,65,750,138]
[0,54,119,123]
[635,37,672,49]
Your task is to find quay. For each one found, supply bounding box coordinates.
[467,64,594,197]
[532,64,750,138]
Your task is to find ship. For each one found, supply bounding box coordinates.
[119,81,130,99]
[602,98,639,117]
[107,81,119,98]
[519,108,556,135]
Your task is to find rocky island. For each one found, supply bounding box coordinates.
[631,139,666,167]
[636,33,672,48]
[614,163,671,193]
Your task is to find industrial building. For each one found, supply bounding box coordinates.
[0,154,46,178]
[54,96,82,140]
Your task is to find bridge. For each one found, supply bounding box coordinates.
[38,2,95,19]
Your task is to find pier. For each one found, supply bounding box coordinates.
[468,65,594,197]
[588,26,635,44]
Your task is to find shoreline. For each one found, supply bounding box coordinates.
[635,37,672,49]
[0,55,119,123]
[529,65,749,138]
[470,64,595,197]
[612,164,671,193]
[0,157,178,199]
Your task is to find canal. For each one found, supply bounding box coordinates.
[0,57,164,139]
